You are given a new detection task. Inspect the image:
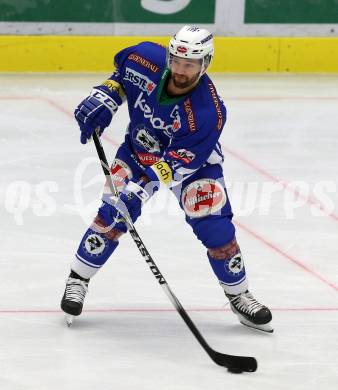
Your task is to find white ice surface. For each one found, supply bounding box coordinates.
[0,73,337,390]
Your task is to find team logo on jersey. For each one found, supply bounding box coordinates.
[135,126,161,153]
[109,159,132,192]
[182,179,226,218]
[183,99,197,132]
[168,149,195,164]
[124,67,157,96]
[228,254,244,275]
[84,234,106,256]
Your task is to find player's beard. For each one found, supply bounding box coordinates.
[171,71,200,89]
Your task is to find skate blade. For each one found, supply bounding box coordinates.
[65,314,74,327]
[239,317,274,333]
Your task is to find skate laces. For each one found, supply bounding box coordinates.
[65,277,88,303]
[229,291,264,316]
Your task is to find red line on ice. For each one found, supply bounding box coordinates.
[41,98,119,148]
[44,97,73,118]
[235,220,338,293]
[221,144,338,222]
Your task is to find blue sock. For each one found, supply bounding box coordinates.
[207,252,248,295]
[71,227,119,279]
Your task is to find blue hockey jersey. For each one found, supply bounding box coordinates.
[97,41,226,186]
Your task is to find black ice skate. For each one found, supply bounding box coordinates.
[225,290,273,333]
[61,271,89,327]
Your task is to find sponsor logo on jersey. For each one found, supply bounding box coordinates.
[109,159,132,192]
[124,67,156,96]
[101,79,125,99]
[151,161,172,184]
[127,53,160,73]
[136,153,160,166]
[182,179,226,218]
[84,233,106,256]
[183,98,197,132]
[134,92,174,137]
[208,82,223,131]
[135,126,161,153]
[168,149,195,164]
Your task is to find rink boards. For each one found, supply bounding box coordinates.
[1,35,338,73]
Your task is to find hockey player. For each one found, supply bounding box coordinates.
[61,26,273,332]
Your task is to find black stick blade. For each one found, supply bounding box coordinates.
[210,351,258,373]
[93,131,258,373]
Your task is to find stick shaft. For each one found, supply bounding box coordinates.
[92,131,257,371]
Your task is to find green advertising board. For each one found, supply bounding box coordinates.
[245,0,338,24]
[0,0,215,23]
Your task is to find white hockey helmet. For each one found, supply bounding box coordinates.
[168,25,214,72]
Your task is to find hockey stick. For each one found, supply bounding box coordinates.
[92,130,257,373]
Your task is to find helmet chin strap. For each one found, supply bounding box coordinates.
[198,57,210,78]
[199,58,207,77]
